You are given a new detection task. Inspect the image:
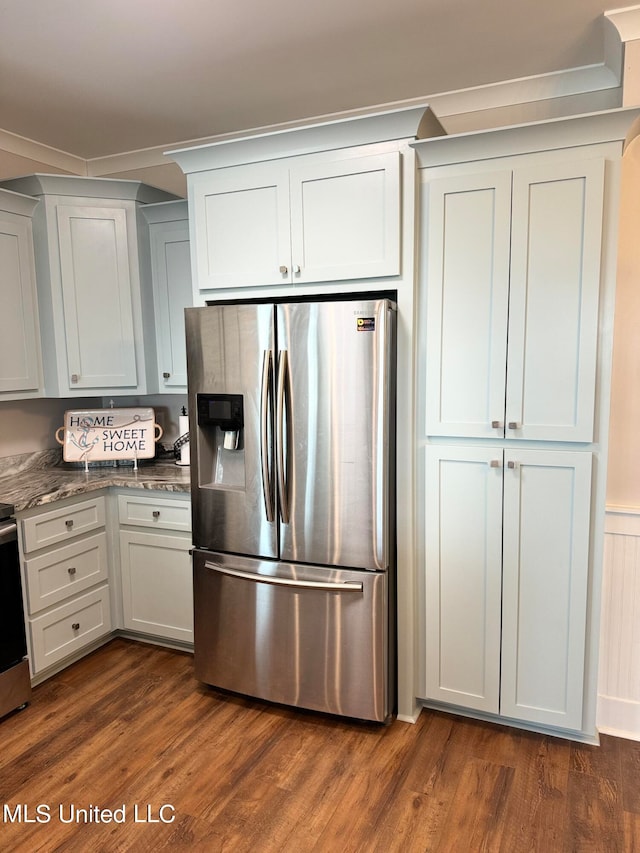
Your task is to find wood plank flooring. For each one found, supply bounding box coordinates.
[0,638,638,852]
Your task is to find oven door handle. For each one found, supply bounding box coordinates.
[0,520,17,545]
[204,560,363,592]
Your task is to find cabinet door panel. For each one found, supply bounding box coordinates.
[57,205,138,389]
[424,171,511,438]
[289,152,400,282]
[120,530,193,643]
[191,164,290,289]
[423,445,503,712]
[0,214,41,395]
[507,160,604,441]
[149,222,191,389]
[501,449,591,730]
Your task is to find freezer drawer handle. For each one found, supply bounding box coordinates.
[204,561,363,592]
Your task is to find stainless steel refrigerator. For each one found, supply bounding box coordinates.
[185,296,396,723]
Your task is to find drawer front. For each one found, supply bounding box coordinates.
[117,493,191,532]
[24,532,109,614]
[22,497,106,553]
[29,585,112,674]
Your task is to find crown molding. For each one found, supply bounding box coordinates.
[0,128,86,175]
[411,106,640,168]
[166,104,441,173]
[427,62,620,120]
[88,64,624,175]
[606,4,640,42]
[0,31,629,179]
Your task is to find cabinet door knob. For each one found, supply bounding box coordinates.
[279,265,288,275]
[489,459,502,468]
[65,519,74,529]
[507,460,518,470]
[491,420,503,429]
[152,510,160,519]
[68,566,77,576]
[508,421,521,430]
[293,265,301,275]
[71,622,80,631]
[71,374,79,383]
[163,372,171,379]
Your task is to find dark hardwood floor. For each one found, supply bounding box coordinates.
[0,638,638,852]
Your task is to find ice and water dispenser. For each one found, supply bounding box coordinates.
[196,393,245,488]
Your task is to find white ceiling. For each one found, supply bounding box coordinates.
[0,0,635,160]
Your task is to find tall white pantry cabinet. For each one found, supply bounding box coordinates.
[414,110,640,739]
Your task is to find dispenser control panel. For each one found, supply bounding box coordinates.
[196,394,244,451]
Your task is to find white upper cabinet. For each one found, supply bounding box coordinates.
[0,189,43,400]
[140,200,192,393]
[167,105,438,298]
[189,150,401,292]
[56,203,138,389]
[424,156,604,443]
[0,175,178,397]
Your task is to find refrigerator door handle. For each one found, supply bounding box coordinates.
[276,349,290,524]
[374,304,391,569]
[204,560,363,592]
[260,349,275,522]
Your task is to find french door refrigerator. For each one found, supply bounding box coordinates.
[185,296,396,723]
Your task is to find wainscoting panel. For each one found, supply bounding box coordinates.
[598,508,640,740]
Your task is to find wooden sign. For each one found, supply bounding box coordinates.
[56,408,163,463]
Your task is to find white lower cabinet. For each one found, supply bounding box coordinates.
[19,494,112,677]
[116,492,193,645]
[423,445,592,731]
[18,489,193,680]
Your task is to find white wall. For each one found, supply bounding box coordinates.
[0,398,99,457]
[607,137,640,508]
[599,133,640,739]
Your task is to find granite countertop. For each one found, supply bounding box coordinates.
[0,450,191,513]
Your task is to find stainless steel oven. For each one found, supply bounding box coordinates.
[0,502,31,719]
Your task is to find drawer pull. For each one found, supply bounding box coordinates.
[65,519,74,530]
[152,511,160,519]
[71,622,80,631]
[68,567,77,576]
